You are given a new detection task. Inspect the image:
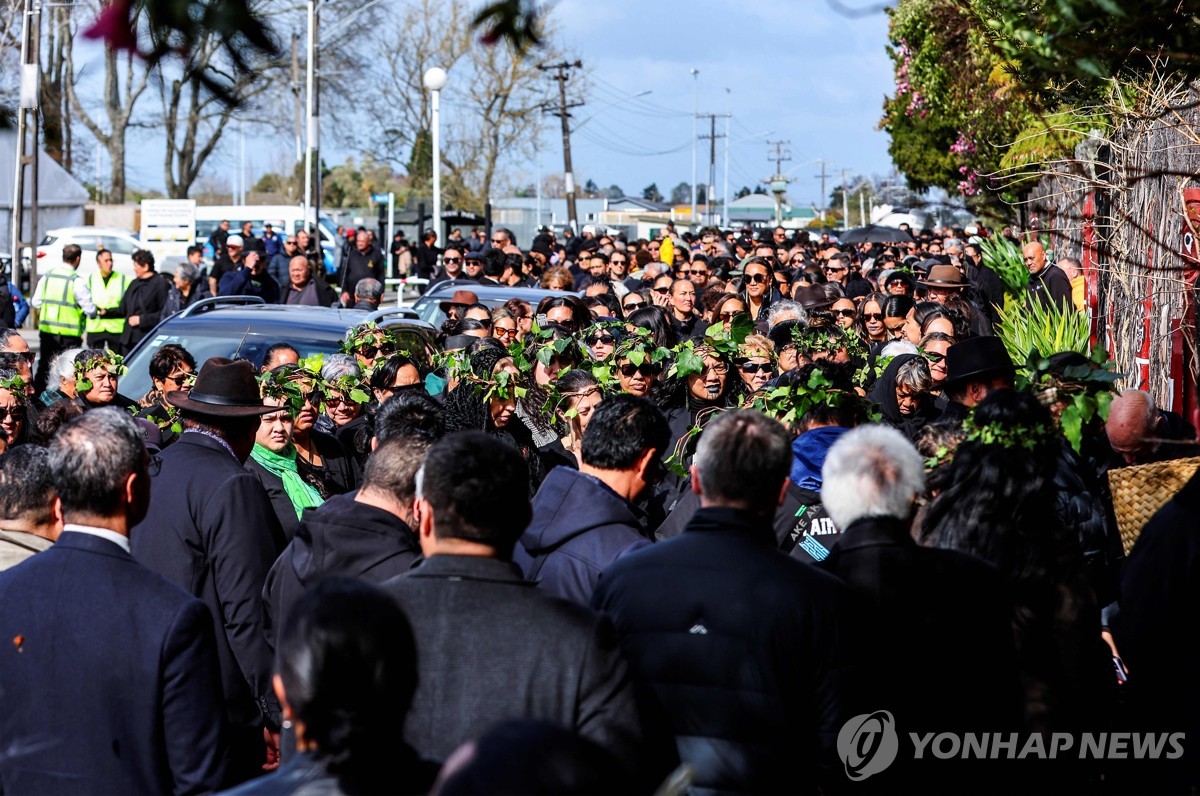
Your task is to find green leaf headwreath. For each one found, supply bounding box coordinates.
[74,351,126,394]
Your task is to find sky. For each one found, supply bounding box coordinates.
[548,0,898,208]
[74,0,898,211]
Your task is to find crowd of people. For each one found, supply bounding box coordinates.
[1,219,1199,795]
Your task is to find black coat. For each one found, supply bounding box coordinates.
[383,554,643,765]
[245,457,304,542]
[591,507,847,794]
[131,433,285,734]
[513,466,650,606]
[0,532,228,794]
[1028,264,1073,310]
[109,272,171,350]
[1116,471,1200,792]
[296,429,358,495]
[262,492,421,649]
[337,246,384,296]
[819,516,1023,791]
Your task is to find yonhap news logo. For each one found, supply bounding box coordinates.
[837,711,899,781]
[836,710,1187,781]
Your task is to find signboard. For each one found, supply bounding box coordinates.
[140,199,196,266]
[371,193,390,204]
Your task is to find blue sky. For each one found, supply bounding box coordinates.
[548,0,898,207]
[80,0,897,208]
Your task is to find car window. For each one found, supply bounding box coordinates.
[411,295,507,328]
[100,236,138,256]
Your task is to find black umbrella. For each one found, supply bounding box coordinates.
[839,224,915,244]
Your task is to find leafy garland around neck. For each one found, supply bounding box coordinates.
[74,351,127,394]
[1018,345,1120,453]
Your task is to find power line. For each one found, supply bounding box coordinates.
[539,59,584,232]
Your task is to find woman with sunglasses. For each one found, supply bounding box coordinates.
[489,307,520,348]
[739,258,774,322]
[137,343,196,446]
[535,295,590,335]
[319,355,371,469]
[0,368,30,447]
[621,289,650,317]
[502,299,534,341]
[734,335,777,396]
[582,322,621,362]
[283,365,358,496]
[709,294,748,332]
[855,292,890,345]
[649,274,674,309]
[830,297,857,330]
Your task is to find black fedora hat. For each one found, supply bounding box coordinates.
[943,337,1016,388]
[166,357,273,417]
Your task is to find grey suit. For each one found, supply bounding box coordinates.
[383,554,643,764]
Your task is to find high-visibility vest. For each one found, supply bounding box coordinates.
[37,266,85,338]
[85,271,128,335]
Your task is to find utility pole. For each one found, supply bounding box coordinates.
[11,0,41,294]
[303,0,320,237]
[841,169,849,229]
[539,60,583,233]
[697,112,729,226]
[766,140,791,227]
[291,31,302,165]
[815,159,831,224]
[690,68,699,226]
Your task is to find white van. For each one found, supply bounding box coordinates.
[194,205,340,273]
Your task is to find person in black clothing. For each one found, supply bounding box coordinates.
[225,578,437,796]
[820,424,1022,792]
[413,230,441,292]
[209,233,244,296]
[337,230,385,306]
[1024,240,1073,309]
[868,352,940,441]
[219,250,281,304]
[938,335,1016,425]
[592,410,847,794]
[100,249,170,353]
[283,366,358,495]
[262,435,431,649]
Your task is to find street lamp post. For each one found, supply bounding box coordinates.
[423,66,448,246]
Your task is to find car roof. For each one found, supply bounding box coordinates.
[162,303,435,334]
[416,279,575,304]
[45,226,140,239]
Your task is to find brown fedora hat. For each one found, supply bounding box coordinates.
[439,289,479,313]
[919,265,967,288]
[166,358,274,417]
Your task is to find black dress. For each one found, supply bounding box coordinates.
[295,429,358,495]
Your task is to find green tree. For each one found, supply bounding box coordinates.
[669,181,691,205]
[642,182,663,202]
[735,185,751,199]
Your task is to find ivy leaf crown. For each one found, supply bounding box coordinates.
[74,351,126,393]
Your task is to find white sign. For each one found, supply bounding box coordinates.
[140,199,196,266]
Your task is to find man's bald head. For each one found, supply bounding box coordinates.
[1106,389,1160,465]
[1022,241,1047,274]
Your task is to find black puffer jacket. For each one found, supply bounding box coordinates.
[592,507,847,794]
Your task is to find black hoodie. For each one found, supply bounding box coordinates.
[262,492,421,648]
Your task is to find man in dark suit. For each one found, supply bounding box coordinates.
[131,358,285,783]
[819,424,1021,792]
[591,411,848,794]
[0,408,227,794]
[384,431,643,766]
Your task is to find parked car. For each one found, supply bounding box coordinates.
[118,297,437,402]
[27,226,144,280]
[409,280,573,328]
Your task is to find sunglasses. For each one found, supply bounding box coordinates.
[443,257,463,264]
[745,274,768,284]
[586,333,616,346]
[652,287,670,295]
[0,406,26,421]
[16,351,34,364]
[739,362,775,375]
[834,309,857,318]
[863,312,884,321]
[623,300,646,311]
[491,239,505,245]
[360,343,396,359]
[610,259,628,265]
[618,362,662,378]
[676,269,693,276]
[325,394,359,408]
[166,371,195,384]
[284,240,297,246]
[824,266,846,273]
[718,310,745,322]
[494,326,518,339]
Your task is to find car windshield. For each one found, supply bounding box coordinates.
[411,294,509,327]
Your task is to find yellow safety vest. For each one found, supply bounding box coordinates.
[86,271,128,335]
[37,266,85,338]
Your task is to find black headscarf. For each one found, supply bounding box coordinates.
[867,352,939,441]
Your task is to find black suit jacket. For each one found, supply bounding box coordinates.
[383,555,642,764]
[0,531,227,795]
[132,432,285,731]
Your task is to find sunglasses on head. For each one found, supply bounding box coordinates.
[619,362,662,378]
[745,273,768,284]
[738,362,775,375]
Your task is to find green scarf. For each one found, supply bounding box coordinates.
[250,443,324,519]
